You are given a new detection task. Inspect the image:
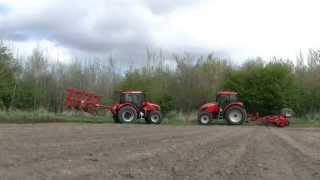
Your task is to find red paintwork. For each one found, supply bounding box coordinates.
[199,101,244,113]
[198,90,243,113]
[143,102,160,112]
[199,102,220,113]
[249,113,289,127]
[264,115,289,127]
[64,88,105,114]
[64,88,160,116]
[110,103,134,114]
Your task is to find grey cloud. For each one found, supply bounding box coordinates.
[143,0,201,14]
[0,0,209,63]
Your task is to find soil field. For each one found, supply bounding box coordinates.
[0,124,319,180]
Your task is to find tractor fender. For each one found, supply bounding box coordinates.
[224,102,244,111]
[110,104,118,114]
[143,102,160,112]
[111,103,139,114]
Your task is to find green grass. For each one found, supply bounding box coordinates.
[288,114,320,128]
[0,110,199,125]
[0,109,113,124]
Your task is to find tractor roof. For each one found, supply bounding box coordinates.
[121,90,144,94]
[217,91,238,96]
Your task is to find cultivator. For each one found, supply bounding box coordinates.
[249,113,290,127]
[64,88,110,114]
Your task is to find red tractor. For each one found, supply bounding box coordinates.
[198,91,247,125]
[64,88,162,124]
[110,91,162,124]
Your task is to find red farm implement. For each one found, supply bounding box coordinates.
[248,112,291,127]
[197,91,291,127]
[64,88,109,114]
[64,88,162,124]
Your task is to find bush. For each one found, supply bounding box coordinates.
[224,58,298,115]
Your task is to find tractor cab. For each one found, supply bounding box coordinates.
[120,91,145,109]
[216,91,239,109]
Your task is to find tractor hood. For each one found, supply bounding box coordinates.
[199,102,219,113]
[144,102,161,111]
[200,102,217,109]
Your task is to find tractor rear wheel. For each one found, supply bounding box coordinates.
[225,106,246,125]
[147,111,162,124]
[198,112,212,125]
[118,106,137,123]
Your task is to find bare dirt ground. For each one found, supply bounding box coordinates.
[0,124,319,180]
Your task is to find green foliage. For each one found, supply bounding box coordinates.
[170,55,230,111]
[115,66,174,113]
[14,80,37,110]
[294,49,320,115]
[0,44,17,110]
[115,54,230,113]
[224,58,298,115]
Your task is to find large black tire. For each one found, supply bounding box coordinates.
[118,106,137,123]
[225,106,246,125]
[198,112,212,125]
[147,111,162,124]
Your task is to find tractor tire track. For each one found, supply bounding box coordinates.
[226,127,320,180]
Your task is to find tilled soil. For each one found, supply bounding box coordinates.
[0,124,319,180]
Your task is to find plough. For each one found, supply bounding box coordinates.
[64,88,110,115]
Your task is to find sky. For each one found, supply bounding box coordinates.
[0,0,319,65]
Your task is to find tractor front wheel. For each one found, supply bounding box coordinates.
[225,106,246,125]
[198,112,212,125]
[147,111,162,124]
[118,106,137,123]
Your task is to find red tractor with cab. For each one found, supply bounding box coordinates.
[198,91,247,125]
[64,88,162,124]
[111,91,162,124]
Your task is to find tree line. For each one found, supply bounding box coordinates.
[1,43,320,116]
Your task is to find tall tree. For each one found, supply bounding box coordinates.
[0,44,18,110]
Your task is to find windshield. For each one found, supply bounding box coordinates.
[229,95,238,102]
[217,95,238,108]
[120,93,145,107]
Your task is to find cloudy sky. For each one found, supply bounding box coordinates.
[0,0,320,64]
